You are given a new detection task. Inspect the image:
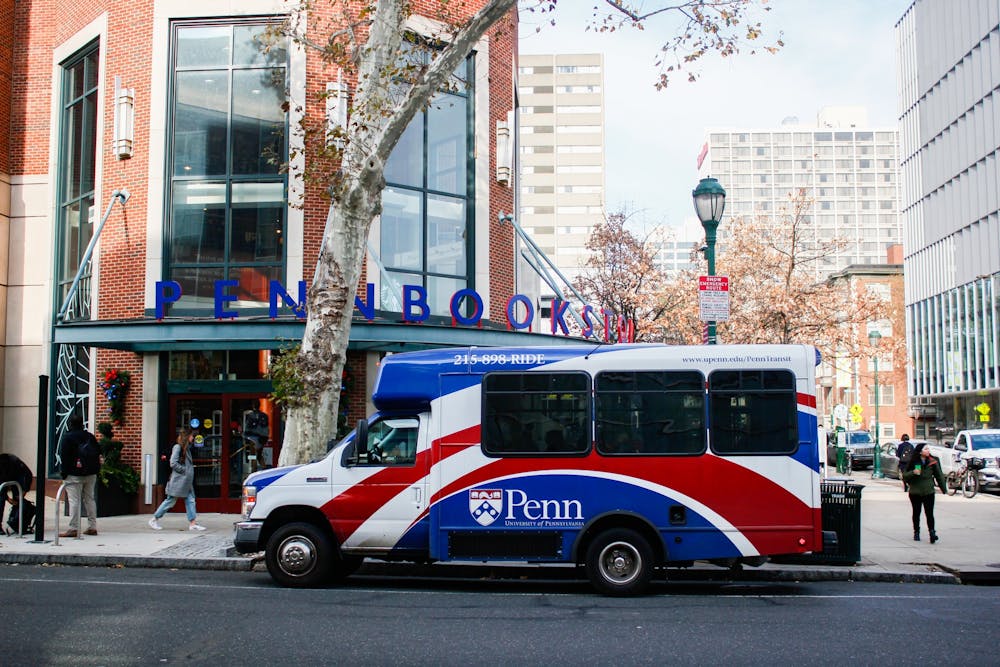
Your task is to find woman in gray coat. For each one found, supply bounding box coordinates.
[148,428,206,531]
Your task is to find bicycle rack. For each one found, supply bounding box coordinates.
[0,481,28,538]
[52,483,82,545]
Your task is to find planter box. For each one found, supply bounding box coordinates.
[97,478,136,517]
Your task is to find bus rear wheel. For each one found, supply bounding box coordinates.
[585,528,654,596]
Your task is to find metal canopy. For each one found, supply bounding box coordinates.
[51,318,591,352]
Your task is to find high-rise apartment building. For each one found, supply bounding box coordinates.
[896,0,1000,435]
[699,108,901,280]
[517,54,605,287]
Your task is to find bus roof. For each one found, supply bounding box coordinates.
[371,343,818,412]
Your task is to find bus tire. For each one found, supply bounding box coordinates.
[265,522,333,588]
[585,528,653,596]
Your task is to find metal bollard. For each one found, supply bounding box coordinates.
[52,483,82,545]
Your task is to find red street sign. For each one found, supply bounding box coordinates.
[698,275,729,291]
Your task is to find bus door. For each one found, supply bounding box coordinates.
[337,415,428,554]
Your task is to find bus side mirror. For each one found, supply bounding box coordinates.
[351,419,368,464]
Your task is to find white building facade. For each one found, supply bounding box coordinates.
[896,0,1000,435]
[517,53,605,288]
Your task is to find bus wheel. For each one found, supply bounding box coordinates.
[585,528,653,596]
[265,522,333,588]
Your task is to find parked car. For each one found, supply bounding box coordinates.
[927,429,1000,492]
[826,430,876,469]
[878,439,930,479]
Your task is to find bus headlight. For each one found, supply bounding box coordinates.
[241,485,257,519]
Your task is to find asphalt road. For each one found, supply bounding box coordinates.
[2,565,995,666]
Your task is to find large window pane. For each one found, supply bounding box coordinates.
[428,275,465,314]
[234,24,287,66]
[228,265,283,308]
[64,101,84,200]
[232,69,285,175]
[177,26,231,68]
[381,187,423,271]
[427,93,467,194]
[384,119,422,188]
[427,194,465,275]
[171,182,226,263]
[173,265,225,309]
[174,71,229,176]
[230,183,284,262]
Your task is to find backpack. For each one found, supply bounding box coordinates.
[5,499,36,536]
[77,434,102,476]
[897,442,914,466]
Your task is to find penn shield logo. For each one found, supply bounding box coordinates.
[469,489,502,526]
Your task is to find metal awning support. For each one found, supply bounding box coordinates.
[498,211,604,340]
[56,189,130,322]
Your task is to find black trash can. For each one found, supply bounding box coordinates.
[815,481,864,564]
[771,480,864,565]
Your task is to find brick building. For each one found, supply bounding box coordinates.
[0,0,579,513]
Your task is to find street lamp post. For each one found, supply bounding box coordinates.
[869,329,884,479]
[692,177,726,345]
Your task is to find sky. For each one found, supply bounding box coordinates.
[518,0,914,235]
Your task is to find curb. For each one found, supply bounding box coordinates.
[0,553,259,571]
[353,561,961,586]
[0,554,962,585]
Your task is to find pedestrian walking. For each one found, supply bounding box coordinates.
[56,413,102,538]
[148,428,207,531]
[901,442,947,543]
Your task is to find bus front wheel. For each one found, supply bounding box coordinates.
[265,522,333,588]
[585,528,654,596]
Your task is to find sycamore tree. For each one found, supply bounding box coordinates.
[573,212,705,342]
[276,0,783,465]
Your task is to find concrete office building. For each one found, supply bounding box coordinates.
[517,54,605,288]
[896,0,1000,436]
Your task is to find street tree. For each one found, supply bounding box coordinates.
[711,189,893,364]
[572,212,667,342]
[276,0,783,465]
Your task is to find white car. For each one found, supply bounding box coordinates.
[927,429,1000,492]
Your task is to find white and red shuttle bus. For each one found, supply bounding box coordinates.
[235,343,825,595]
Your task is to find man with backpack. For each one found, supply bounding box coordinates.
[57,413,102,537]
[896,434,914,491]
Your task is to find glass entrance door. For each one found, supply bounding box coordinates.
[168,393,278,514]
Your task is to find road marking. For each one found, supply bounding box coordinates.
[0,576,971,599]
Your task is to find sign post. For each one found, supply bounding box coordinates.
[698,275,729,344]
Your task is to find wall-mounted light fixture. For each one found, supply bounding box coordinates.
[496,111,513,185]
[113,76,134,160]
[326,71,349,149]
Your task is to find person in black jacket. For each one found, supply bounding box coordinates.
[56,413,101,538]
[901,442,947,543]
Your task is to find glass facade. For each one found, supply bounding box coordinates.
[53,43,100,447]
[381,54,473,316]
[167,22,288,313]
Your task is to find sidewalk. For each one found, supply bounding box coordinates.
[1,477,998,584]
